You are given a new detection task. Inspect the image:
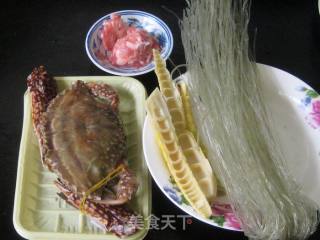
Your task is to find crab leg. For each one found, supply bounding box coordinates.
[55,179,140,237]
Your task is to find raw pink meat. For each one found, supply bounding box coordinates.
[101,14,128,51]
[100,14,161,68]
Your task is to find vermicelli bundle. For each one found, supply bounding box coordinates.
[180,0,319,239]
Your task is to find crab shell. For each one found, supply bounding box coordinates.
[27,66,140,237]
[40,80,128,197]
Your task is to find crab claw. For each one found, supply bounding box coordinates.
[94,165,139,206]
[27,66,58,134]
[27,66,58,165]
[114,166,139,204]
[86,82,119,112]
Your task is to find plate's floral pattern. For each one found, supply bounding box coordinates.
[163,176,191,206]
[297,86,320,129]
[311,101,320,127]
[126,17,167,48]
[211,203,241,230]
[163,176,241,230]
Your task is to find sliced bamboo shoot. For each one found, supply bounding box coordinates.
[146,89,212,217]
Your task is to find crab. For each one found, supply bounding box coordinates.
[27,66,139,237]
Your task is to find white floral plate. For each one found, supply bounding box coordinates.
[85,10,173,76]
[143,63,320,231]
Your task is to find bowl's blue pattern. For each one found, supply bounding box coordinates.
[86,10,173,76]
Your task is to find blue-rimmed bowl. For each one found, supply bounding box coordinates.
[85,10,173,76]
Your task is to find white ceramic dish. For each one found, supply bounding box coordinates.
[143,64,320,231]
[85,10,173,76]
